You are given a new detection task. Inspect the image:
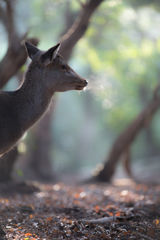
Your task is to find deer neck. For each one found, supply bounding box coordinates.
[17,72,53,131]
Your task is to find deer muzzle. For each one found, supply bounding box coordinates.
[84,80,88,86]
[76,79,88,90]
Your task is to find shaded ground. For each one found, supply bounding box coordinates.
[0,179,160,239]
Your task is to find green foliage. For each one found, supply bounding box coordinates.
[73,1,160,132]
[123,0,160,9]
[16,169,24,177]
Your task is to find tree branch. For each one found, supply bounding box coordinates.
[0,1,39,89]
[153,82,160,100]
[87,81,160,182]
[59,0,104,60]
[0,37,39,89]
[0,0,17,46]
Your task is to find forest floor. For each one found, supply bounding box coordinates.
[0,178,160,240]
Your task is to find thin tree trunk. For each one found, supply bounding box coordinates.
[123,147,132,177]
[89,83,160,182]
[0,147,18,182]
[27,112,54,181]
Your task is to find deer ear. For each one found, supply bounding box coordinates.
[40,43,60,65]
[25,42,40,60]
[51,43,60,60]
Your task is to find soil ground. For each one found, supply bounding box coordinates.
[0,178,160,240]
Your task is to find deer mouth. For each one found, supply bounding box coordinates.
[75,80,88,90]
[75,85,85,90]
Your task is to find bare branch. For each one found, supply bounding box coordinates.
[77,0,86,9]
[86,81,160,182]
[0,37,39,89]
[0,0,17,46]
[59,0,104,60]
[153,81,160,100]
[0,3,8,29]
[0,0,39,88]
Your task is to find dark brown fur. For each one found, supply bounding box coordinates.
[0,42,87,156]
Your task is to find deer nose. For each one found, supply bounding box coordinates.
[84,80,88,86]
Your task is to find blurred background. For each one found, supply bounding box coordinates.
[1,0,160,183]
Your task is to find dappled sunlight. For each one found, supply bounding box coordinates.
[113,178,135,187]
[1,0,160,239]
[92,163,104,177]
[0,182,160,238]
[17,142,27,154]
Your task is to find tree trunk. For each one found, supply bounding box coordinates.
[0,147,18,182]
[89,83,160,182]
[24,111,54,181]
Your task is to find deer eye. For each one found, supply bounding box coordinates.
[61,64,67,70]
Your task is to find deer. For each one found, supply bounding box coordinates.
[0,42,88,157]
